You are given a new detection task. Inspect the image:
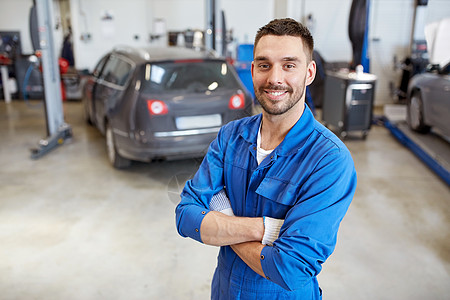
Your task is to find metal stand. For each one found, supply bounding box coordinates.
[322,70,376,139]
[30,0,72,159]
[31,124,73,159]
[1,65,12,103]
[205,0,225,56]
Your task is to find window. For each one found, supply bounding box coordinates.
[100,55,133,87]
[114,59,133,86]
[92,55,108,78]
[100,56,120,84]
[141,60,240,93]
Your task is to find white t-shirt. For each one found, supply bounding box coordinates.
[256,124,274,165]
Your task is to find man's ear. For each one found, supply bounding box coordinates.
[251,61,255,77]
[305,60,316,86]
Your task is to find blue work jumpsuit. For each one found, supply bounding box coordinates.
[176,104,357,299]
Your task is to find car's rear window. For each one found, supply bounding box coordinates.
[141,60,240,93]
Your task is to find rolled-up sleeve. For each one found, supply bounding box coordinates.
[176,203,210,243]
[260,149,357,291]
[175,127,227,243]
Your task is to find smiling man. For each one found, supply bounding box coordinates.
[176,18,357,299]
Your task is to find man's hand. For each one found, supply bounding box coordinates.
[206,190,285,280]
[206,190,284,247]
[231,242,266,278]
[230,216,283,280]
[201,189,263,246]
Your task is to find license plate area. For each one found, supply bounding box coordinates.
[175,114,222,130]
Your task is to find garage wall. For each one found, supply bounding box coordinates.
[286,0,450,105]
[0,0,449,105]
[368,0,450,105]
[287,0,353,61]
[0,0,35,54]
[369,0,415,106]
[69,0,274,71]
[222,0,274,45]
[0,0,63,57]
[69,0,152,71]
[150,0,204,31]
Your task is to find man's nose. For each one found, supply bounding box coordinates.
[267,67,283,85]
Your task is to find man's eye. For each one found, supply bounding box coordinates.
[285,64,295,69]
[259,64,270,69]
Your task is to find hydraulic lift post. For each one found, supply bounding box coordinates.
[205,0,225,57]
[30,0,72,159]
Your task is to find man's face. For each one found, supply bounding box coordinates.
[251,35,316,116]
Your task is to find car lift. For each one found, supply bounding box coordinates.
[205,0,226,57]
[29,0,72,159]
[379,110,450,186]
[381,0,449,186]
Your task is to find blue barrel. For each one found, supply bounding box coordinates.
[235,44,255,101]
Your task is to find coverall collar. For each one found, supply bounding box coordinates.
[239,104,315,157]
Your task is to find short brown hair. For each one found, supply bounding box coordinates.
[254,18,314,61]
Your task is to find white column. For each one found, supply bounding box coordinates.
[1,65,11,103]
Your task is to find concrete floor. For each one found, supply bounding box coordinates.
[0,100,449,300]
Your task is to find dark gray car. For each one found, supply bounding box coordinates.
[83,46,254,168]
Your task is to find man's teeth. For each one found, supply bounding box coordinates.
[267,91,285,96]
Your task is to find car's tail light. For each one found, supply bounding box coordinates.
[147,100,168,115]
[228,92,245,109]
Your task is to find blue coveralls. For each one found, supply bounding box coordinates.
[176,104,357,299]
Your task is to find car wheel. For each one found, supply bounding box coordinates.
[105,123,131,169]
[407,91,430,133]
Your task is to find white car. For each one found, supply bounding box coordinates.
[406,18,450,140]
[407,62,450,137]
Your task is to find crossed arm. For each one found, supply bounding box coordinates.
[199,190,284,278]
[200,211,266,277]
[200,211,264,246]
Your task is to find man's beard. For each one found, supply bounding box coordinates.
[254,84,305,116]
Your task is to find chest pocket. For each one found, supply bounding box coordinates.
[255,177,299,218]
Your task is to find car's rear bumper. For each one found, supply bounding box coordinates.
[115,129,219,162]
[153,127,220,138]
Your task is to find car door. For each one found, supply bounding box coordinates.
[84,54,109,124]
[93,54,134,134]
[425,71,450,136]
